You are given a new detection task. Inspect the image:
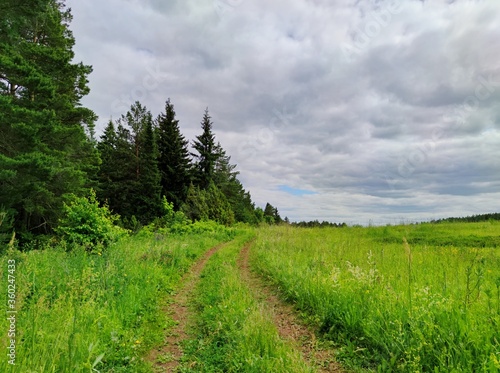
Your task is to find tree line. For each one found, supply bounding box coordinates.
[97,100,264,230]
[430,213,500,224]
[0,0,280,245]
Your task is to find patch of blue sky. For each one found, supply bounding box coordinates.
[278,185,317,196]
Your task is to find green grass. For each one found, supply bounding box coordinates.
[0,228,237,372]
[3,221,499,372]
[252,222,500,372]
[179,231,315,373]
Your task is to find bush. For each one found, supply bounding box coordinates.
[55,190,127,252]
[0,208,15,253]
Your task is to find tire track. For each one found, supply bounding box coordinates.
[148,242,227,372]
[238,241,344,373]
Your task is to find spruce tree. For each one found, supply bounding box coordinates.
[136,118,161,223]
[213,143,257,223]
[97,121,136,220]
[96,120,117,203]
[97,103,162,225]
[192,108,218,189]
[264,202,282,224]
[156,99,191,209]
[0,0,99,238]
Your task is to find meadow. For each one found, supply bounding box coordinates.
[251,221,500,372]
[178,232,314,372]
[1,220,499,372]
[0,226,236,373]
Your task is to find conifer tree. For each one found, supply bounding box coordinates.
[97,103,161,225]
[156,99,191,209]
[213,144,257,223]
[264,202,282,224]
[192,108,218,189]
[96,120,117,201]
[97,121,136,219]
[0,0,99,237]
[135,118,161,223]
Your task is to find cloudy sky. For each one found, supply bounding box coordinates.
[66,0,500,225]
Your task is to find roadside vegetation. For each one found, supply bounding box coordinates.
[179,232,314,373]
[252,222,500,372]
[0,226,237,372]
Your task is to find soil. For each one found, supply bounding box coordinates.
[148,239,345,372]
[147,243,226,372]
[237,241,345,372]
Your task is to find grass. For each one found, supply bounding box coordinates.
[179,231,315,373]
[3,220,499,372]
[251,222,500,372]
[0,228,237,372]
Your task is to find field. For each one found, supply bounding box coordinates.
[252,222,500,371]
[0,226,237,372]
[1,221,499,372]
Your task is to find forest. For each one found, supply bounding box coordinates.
[2,2,499,373]
[0,0,283,249]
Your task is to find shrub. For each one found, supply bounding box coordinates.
[55,190,127,252]
[0,208,15,253]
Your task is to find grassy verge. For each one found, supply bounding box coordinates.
[0,228,236,372]
[252,223,500,372]
[179,231,314,373]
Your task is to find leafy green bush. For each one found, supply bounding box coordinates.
[0,208,15,253]
[55,190,127,252]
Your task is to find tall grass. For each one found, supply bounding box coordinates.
[252,223,500,372]
[180,232,314,373]
[0,229,235,372]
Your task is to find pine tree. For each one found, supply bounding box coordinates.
[192,108,218,189]
[97,103,162,225]
[156,99,191,209]
[0,0,99,238]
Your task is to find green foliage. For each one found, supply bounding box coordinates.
[135,113,162,223]
[180,233,314,373]
[97,102,162,225]
[0,231,233,372]
[432,212,500,223]
[156,98,192,209]
[253,223,500,371]
[0,208,14,250]
[264,202,282,224]
[55,190,125,252]
[213,143,260,224]
[181,182,235,226]
[98,102,266,228]
[192,108,218,189]
[0,0,99,238]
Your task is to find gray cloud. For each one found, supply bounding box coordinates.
[66,0,500,224]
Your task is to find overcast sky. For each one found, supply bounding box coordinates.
[66,0,500,224]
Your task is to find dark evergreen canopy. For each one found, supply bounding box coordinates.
[156,99,192,209]
[0,0,99,237]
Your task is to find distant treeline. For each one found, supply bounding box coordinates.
[290,220,347,228]
[431,213,500,224]
[0,1,283,245]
